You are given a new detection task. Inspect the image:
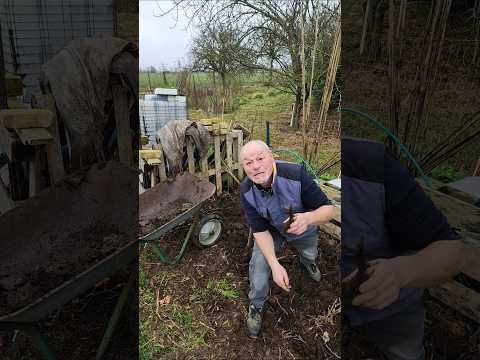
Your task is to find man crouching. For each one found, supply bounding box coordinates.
[239,140,335,338]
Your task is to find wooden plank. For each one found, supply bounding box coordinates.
[0,109,54,129]
[419,183,480,282]
[31,94,65,184]
[145,158,162,166]
[437,185,478,206]
[226,133,233,188]
[420,183,480,240]
[319,182,341,204]
[187,138,195,174]
[463,244,480,283]
[318,222,341,240]
[214,135,222,195]
[16,128,53,145]
[112,81,133,166]
[236,129,244,180]
[139,149,162,160]
[473,157,480,176]
[429,281,480,324]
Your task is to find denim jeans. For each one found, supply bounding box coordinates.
[248,231,318,310]
[357,299,426,360]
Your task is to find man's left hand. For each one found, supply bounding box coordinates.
[352,258,403,310]
[285,213,311,235]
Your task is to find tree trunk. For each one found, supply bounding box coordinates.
[291,89,302,129]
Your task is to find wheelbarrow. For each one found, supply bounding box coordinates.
[0,161,138,360]
[139,172,223,264]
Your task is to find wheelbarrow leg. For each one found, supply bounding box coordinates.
[28,325,57,360]
[150,220,196,265]
[95,270,136,360]
[0,323,57,360]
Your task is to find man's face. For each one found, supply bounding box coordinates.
[242,145,274,186]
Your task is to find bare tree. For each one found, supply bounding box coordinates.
[190,20,254,92]
[162,0,339,128]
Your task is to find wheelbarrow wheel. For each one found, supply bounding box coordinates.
[194,214,223,248]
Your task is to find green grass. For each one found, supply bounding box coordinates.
[139,71,267,92]
[431,165,465,183]
[139,259,213,359]
[190,276,239,304]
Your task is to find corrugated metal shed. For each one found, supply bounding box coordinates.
[139,91,187,145]
[0,0,114,100]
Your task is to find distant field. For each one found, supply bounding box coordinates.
[139,71,268,92]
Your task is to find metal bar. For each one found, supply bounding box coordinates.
[0,322,57,360]
[95,271,135,360]
[0,22,7,109]
[29,324,57,360]
[139,201,202,242]
[149,220,195,265]
[0,241,137,323]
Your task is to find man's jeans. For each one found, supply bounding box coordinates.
[248,231,318,310]
[357,299,426,360]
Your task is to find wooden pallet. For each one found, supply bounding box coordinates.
[140,129,244,195]
[419,181,480,323]
[318,181,341,240]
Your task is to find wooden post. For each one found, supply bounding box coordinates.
[0,172,13,214]
[232,132,239,178]
[0,22,7,110]
[111,77,133,166]
[154,143,167,182]
[28,146,42,197]
[473,157,480,176]
[237,129,244,180]
[214,134,222,195]
[201,154,209,178]
[186,138,195,174]
[150,165,157,187]
[226,133,233,188]
[31,94,65,184]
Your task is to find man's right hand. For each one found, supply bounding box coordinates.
[271,262,291,292]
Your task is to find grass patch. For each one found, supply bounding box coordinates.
[431,165,465,183]
[190,275,239,304]
[139,250,211,357]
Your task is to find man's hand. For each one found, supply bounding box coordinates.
[284,212,311,235]
[271,262,291,292]
[351,258,402,310]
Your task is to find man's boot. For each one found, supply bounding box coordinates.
[303,262,322,282]
[247,304,263,338]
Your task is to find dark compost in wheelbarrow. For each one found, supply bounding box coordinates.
[0,162,138,317]
[139,172,215,236]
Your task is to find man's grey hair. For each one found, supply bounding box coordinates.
[239,140,271,162]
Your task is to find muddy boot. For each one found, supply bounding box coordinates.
[303,263,321,282]
[247,304,263,338]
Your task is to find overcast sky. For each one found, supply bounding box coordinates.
[139,1,194,70]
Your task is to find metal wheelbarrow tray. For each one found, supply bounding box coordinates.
[139,172,222,263]
[0,161,138,321]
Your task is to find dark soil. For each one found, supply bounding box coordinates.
[1,270,139,360]
[141,189,342,359]
[0,161,138,317]
[139,172,214,236]
[342,293,480,360]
